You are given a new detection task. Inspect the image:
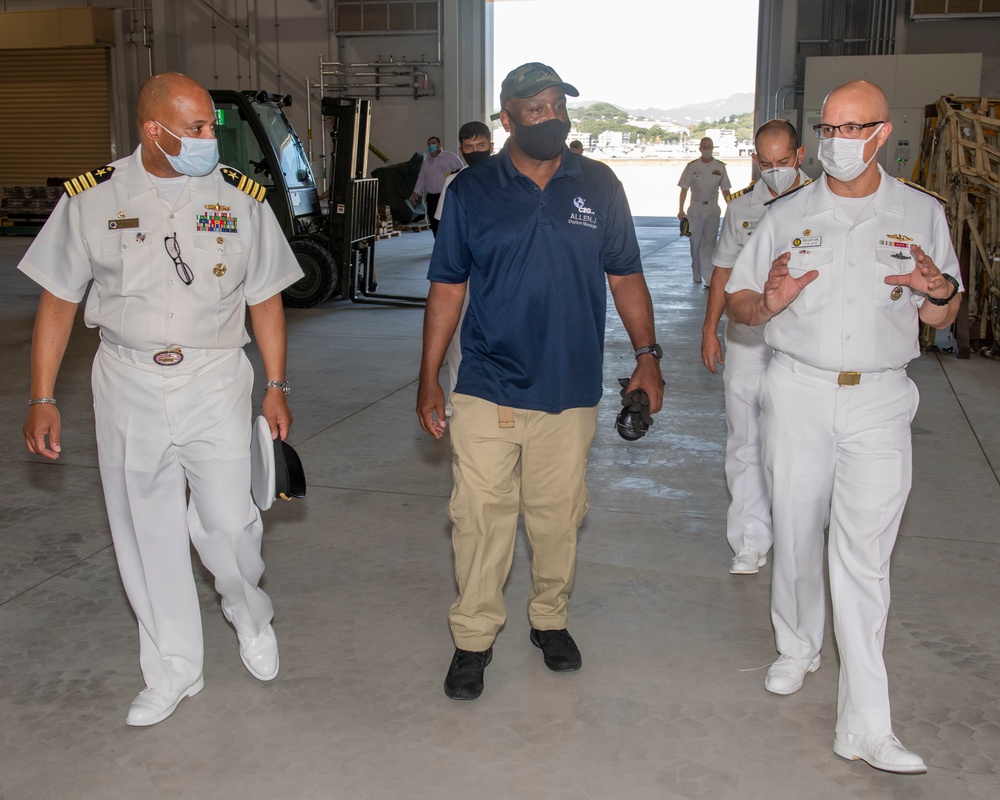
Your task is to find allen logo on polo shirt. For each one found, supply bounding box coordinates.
[568,196,597,230]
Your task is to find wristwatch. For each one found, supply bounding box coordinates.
[634,344,662,360]
[924,273,960,306]
[265,379,291,396]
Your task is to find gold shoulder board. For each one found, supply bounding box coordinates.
[896,177,946,204]
[63,165,115,197]
[729,181,755,201]
[219,167,267,202]
[763,178,813,207]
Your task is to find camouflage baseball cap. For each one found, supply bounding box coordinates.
[499,62,579,108]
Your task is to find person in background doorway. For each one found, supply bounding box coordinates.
[678,137,731,286]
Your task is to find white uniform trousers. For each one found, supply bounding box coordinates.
[447,394,598,651]
[92,342,274,692]
[722,320,773,555]
[758,355,919,736]
[687,209,721,284]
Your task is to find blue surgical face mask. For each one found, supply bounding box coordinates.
[155,121,220,177]
[428,143,439,154]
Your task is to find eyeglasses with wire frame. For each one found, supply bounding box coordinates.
[812,120,885,140]
[163,233,194,285]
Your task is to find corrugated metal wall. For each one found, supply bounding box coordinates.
[0,48,112,186]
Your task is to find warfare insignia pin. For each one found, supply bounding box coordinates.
[891,252,912,260]
[886,233,913,242]
[204,203,231,212]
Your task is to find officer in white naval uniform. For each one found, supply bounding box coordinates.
[678,137,731,286]
[701,120,808,575]
[20,73,303,727]
[727,80,962,773]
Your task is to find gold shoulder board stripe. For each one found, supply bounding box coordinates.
[763,178,813,207]
[896,177,946,204]
[219,167,267,202]
[729,181,755,200]
[63,165,115,197]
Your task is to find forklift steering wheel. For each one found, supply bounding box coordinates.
[249,158,271,178]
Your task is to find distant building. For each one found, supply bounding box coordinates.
[598,130,629,148]
[706,128,739,157]
[568,131,594,149]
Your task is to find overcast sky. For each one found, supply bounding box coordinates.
[491,0,759,111]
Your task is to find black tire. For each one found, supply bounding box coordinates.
[282,238,338,308]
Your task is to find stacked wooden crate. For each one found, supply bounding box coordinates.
[916,96,1000,358]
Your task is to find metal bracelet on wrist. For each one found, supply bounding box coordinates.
[28,397,57,406]
[264,380,290,396]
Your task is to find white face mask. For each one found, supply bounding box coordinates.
[818,124,882,182]
[155,121,220,177]
[759,166,798,195]
[700,148,713,160]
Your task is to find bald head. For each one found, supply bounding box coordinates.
[137,72,212,127]
[822,80,890,123]
[137,72,217,178]
[754,119,799,151]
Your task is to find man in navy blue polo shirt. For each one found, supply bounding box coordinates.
[417,62,664,701]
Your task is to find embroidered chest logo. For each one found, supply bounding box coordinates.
[568,196,598,230]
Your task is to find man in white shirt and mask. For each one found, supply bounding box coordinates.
[726,80,962,773]
[701,119,808,577]
[20,72,302,727]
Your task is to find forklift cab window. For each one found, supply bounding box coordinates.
[214,102,274,189]
[255,105,313,191]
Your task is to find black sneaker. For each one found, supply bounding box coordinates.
[443,647,493,700]
[529,628,582,672]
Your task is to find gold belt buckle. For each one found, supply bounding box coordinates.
[837,371,861,386]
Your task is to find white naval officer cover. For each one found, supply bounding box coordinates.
[250,415,306,510]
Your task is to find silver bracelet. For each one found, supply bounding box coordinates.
[28,397,57,406]
[264,379,290,396]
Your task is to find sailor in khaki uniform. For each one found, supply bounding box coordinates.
[678,136,731,286]
[701,120,808,575]
[727,81,962,773]
[20,73,302,726]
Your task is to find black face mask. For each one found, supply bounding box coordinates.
[462,150,491,167]
[510,116,571,161]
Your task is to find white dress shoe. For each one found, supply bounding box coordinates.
[834,733,927,774]
[764,653,820,695]
[730,548,766,574]
[238,624,279,681]
[126,676,205,727]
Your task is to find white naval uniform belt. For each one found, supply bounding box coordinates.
[102,339,212,367]
[772,352,905,387]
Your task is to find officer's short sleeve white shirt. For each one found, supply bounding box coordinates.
[715,170,812,268]
[727,168,962,372]
[18,148,303,351]
[679,158,732,209]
